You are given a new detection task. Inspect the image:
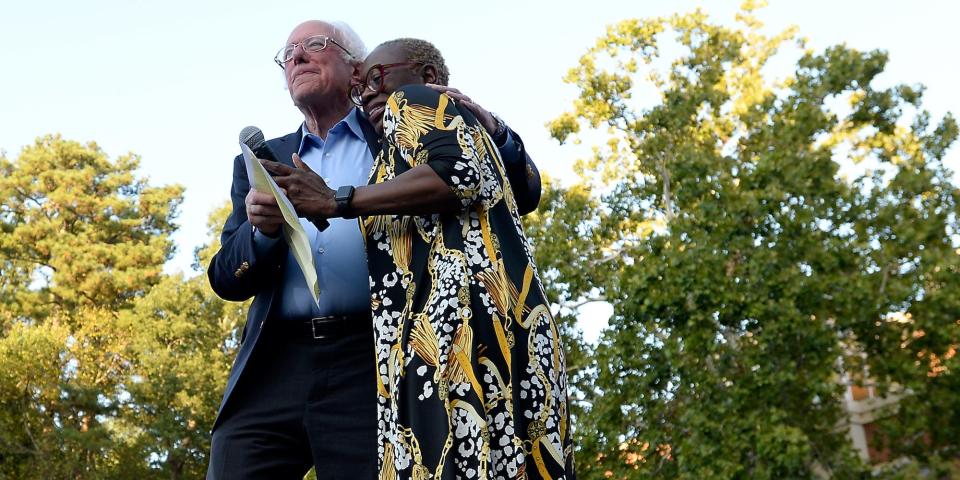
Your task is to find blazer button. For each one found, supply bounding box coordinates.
[234,261,250,278]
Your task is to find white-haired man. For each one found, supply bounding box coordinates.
[206,20,541,479]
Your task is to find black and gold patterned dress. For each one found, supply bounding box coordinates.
[360,85,575,480]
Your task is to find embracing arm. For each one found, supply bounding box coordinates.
[266,86,532,220]
[426,84,541,215]
[350,166,460,216]
[264,154,460,219]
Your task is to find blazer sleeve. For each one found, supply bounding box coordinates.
[207,153,287,301]
[496,128,541,216]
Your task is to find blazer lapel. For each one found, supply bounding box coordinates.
[268,129,303,167]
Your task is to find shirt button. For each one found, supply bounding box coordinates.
[318,247,325,254]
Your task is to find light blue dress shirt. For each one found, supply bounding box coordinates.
[253,109,374,319]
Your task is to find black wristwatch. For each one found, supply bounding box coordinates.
[334,185,356,218]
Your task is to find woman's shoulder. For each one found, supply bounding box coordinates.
[391,84,443,106]
[389,84,478,126]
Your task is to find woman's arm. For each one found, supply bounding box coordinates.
[425,84,542,215]
[349,164,460,216]
[264,85,507,220]
[261,155,461,219]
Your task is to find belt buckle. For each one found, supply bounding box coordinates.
[310,316,335,340]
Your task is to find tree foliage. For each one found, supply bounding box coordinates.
[537,2,960,478]
[0,136,181,323]
[2,4,960,478]
[0,137,242,478]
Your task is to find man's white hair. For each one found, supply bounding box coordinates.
[280,20,367,90]
[325,20,367,63]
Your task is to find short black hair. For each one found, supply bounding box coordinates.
[378,38,449,86]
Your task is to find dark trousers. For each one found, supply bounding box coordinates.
[207,318,377,480]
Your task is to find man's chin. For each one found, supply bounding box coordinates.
[291,88,337,109]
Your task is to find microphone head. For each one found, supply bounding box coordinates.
[239,126,266,150]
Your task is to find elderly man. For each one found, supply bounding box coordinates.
[206,20,541,479]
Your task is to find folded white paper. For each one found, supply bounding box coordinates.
[240,144,320,306]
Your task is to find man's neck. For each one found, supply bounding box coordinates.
[300,101,353,140]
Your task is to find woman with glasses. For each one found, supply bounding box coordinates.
[350,38,575,479]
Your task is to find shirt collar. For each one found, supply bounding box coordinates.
[299,108,365,151]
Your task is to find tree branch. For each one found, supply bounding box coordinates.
[569,297,609,310]
[659,159,675,222]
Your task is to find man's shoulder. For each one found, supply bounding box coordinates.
[266,128,302,149]
[392,85,479,128]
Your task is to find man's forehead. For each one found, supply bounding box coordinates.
[287,21,333,42]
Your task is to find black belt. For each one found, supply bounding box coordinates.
[270,314,371,341]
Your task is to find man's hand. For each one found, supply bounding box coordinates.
[246,189,283,237]
[426,84,498,136]
[261,153,337,219]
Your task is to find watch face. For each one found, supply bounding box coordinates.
[336,185,355,202]
[335,185,355,218]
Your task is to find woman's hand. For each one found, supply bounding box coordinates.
[425,84,498,136]
[260,153,337,219]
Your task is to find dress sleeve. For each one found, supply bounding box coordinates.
[383,84,504,210]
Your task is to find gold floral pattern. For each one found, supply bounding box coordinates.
[362,85,574,480]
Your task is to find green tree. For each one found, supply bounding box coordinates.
[0,135,183,477]
[0,136,181,325]
[0,136,244,478]
[108,204,244,479]
[544,2,959,478]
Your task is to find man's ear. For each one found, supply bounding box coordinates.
[421,64,438,85]
[351,63,363,82]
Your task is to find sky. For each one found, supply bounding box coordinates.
[2,0,958,342]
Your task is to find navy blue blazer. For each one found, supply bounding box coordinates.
[207,112,539,431]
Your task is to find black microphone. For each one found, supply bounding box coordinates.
[239,126,329,231]
[239,126,281,164]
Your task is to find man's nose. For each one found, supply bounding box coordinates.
[291,43,308,65]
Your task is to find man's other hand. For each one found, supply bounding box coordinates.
[246,189,283,237]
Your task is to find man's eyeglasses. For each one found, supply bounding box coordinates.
[275,35,353,68]
[350,62,423,106]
